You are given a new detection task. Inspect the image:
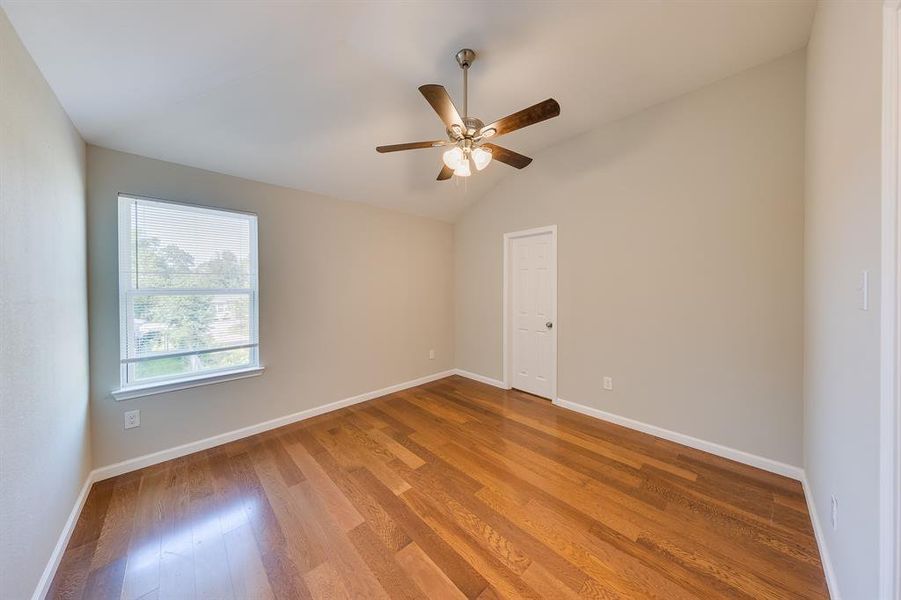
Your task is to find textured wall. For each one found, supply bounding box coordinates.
[87,146,454,467]
[0,8,90,599]
[455,51,805,466]
[803,2,883,597]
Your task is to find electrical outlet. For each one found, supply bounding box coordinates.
[124,409,140,430]
[429,349,436,360]
[603,377,613,391]
[831,495,838,530]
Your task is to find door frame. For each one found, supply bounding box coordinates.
[502,225,558,399]
[882,2,901,597]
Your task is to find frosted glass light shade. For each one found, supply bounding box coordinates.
[442,146,465,170]
[472,146,493,171]
[454,159,472,177]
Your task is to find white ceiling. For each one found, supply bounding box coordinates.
[3,1,814,221]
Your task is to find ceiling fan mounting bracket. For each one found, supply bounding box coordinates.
[455,48,476,69]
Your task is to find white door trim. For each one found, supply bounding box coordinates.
[882,2,901,597]
[502,225,558,399]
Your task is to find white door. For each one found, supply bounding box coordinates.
[510,230,556,399]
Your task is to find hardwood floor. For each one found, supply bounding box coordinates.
[48,376,829,599]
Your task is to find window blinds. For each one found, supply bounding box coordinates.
[118,195,259,388]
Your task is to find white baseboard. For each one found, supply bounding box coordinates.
[552,397,804,481]
[31,473,94,600]
[38,371,833,600]
[34,369,456,599]
[801,475,841,599]
[453,368,509,389]
[92,369,455,481]
[447,377,839,599]
[548,396,839,598]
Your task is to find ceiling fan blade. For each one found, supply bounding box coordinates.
[376,140,448,153]
[482,143,533,169]
[419,84,465,130]
[437,164,454,180]
[481,98,560,138]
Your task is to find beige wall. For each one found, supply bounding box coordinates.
[87,146,454,467]
[0,9,90,599]
[804,2,883,597]
[455,51,805,466]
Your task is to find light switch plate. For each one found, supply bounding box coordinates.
[858,270,869,311]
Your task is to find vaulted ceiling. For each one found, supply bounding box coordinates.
[3,1,815,221]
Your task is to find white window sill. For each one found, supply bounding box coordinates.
[112,366,265,401]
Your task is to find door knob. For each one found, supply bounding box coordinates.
[546,321,553,329]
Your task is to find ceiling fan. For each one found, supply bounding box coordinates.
[376,48,560,180]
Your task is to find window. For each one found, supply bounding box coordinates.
[117,194,259,394]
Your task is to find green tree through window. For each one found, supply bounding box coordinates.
[119,195,258,387]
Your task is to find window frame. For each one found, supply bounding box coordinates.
[114,193,261,399]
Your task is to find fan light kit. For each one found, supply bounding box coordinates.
[376,48,561,180]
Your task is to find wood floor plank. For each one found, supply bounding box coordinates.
[48,376,829,600]
[157,457,199,600]
[349,466,489,598]
[348,404,393,430]
[291,479,392,599]
[224,523,275,600]
[67,479,115,550]
[304,562,352,600]
[521,561,584,600]
[46,540,96,600]
[121,469,168,600]
[365,427,427,469]
[251,441,327,574]
[83,557,128,600]
[191,486,237,600]
[88,474,140,570]
[314,423,412,495]
[406,474,533,577]
[226,452,312,599]
[395,542,467,600]
[476,486,691,600]
[281,438,365,531]
[301,435,412,553]
[398,461,588,592]
[347,523,428,600]
[401,487,544,600]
